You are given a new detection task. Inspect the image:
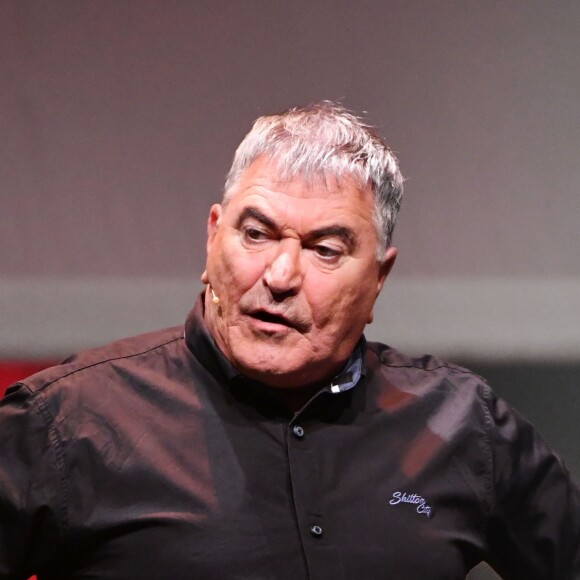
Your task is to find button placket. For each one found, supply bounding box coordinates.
[288,418,335,576]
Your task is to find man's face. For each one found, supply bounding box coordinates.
[202,156,397,389]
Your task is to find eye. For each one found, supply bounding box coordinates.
[243,226,270,243]
[312,244,343,262]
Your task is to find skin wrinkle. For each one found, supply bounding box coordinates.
[202,156,397,392]
[235,207,359,254]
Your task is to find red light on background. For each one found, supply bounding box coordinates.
[0,361,56,396]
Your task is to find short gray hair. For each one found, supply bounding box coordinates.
[223,101,404,254]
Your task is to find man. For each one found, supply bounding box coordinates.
[0,102,578,579]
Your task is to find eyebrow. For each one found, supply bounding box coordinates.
[304,226,358,250]
[236,207,277,231]
[236,206,359,250]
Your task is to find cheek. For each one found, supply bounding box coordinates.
[306,271,377,330]
[217,243,266,296]
[305,278,356,325]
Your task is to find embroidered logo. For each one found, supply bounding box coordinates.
[389,491,432,518]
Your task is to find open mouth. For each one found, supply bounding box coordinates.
[251,310,293,327]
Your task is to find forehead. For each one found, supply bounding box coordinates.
[224,157,375,218]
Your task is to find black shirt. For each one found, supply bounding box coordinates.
[0,298,579,579]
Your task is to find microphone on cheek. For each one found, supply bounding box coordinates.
[210,287,220,305]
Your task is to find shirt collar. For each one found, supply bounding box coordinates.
[329,340,365,394]
[184,294,240,383]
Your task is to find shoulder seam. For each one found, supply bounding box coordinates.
[380,361,484,379]
[367,343,484,378]
[27,333,183,393]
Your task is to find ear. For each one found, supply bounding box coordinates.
[201,204,223,284]
[206,204,223,249]
[377,246,398,295]
[367,246,397,324]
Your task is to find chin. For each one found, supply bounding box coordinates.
[226,329,345,388]
[235,351,337,389]
[238,360,300,385]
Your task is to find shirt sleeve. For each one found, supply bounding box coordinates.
[0,383,64,579]
[483,389,580,580]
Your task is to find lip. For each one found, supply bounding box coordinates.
[246,309,300,333]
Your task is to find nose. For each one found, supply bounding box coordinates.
[263,239,302,297]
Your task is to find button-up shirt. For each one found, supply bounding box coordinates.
[0,297,578,579]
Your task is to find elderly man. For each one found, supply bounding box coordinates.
[0,102,578,579]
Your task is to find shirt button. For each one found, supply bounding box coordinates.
[292,425,304,439]
[310,525,323,537]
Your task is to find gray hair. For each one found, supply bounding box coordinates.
[223,101,404,255]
